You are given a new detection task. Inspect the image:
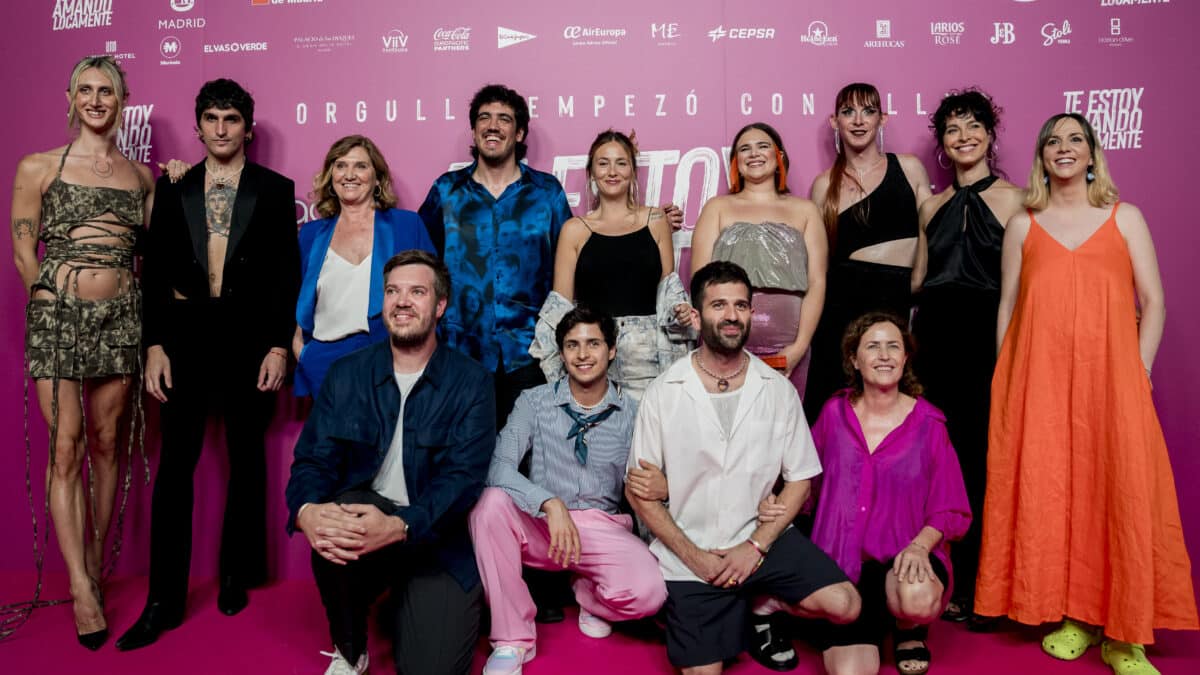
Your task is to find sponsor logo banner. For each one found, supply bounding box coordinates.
[498,26,535,49]
[52,0,113,31]
[434,26,471,52]
[1064,87,1145,149]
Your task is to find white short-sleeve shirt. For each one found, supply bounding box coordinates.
[628,350,822,582]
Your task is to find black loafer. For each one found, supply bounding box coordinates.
[217,579,249,616]
[748,616,799,671]
[115,602,184,651]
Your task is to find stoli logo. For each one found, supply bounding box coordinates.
[1041,20,1071,46]
[434,27,470,41]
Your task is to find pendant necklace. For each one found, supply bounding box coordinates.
[694,353,749,392]
[207,160,245,190]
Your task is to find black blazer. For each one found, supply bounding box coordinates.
[142,161,301,359]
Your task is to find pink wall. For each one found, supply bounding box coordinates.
[1,0,1196,590]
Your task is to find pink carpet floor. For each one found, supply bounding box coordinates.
[3,572,1197,674]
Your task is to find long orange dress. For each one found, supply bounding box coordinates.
[975,203,1198,644]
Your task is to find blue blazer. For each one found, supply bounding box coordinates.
[285,340,496,591]
[294,207,434,396]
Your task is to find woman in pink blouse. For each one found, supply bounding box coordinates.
[761,311,970,675]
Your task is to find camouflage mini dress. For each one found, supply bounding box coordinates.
[25,144,145,380]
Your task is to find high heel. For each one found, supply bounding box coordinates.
[73,578,108,651]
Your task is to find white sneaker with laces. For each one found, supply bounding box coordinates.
[320,648,368,675]
[482,645,534,675]
[578,608,613,638]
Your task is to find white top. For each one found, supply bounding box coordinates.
[710,389,741,437]
[372,368,425,506]
[313,249,372,341]
[628,351,822,582]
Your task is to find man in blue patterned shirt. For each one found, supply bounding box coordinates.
[469,307,666,675]
[418,83,572,422]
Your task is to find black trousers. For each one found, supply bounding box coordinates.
[146,302,275,609]
[312,490,482,675]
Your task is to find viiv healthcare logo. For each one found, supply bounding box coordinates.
[159,36,182,65]
[117,104,154,163]
[433,26,470,52]
[105,39,136,61]
[1100,18,1135,47]
[865,19,905,48]
[800,21,839,46]
[382,28,408,53]
[563,25,627,47]
[651,22,680,47]
[498,27,536,49]
[707,25,775,42]
[52,0,113,31]
[170,0,193,11]
[991,22,1016,45]
[931,21,965,46]
[1063,87,1144,150]
[1041,20,1071,46]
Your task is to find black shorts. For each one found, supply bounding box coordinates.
[663,527,848,668]
[810,555,949,651]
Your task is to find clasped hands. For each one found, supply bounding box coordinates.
[298,502,407,565]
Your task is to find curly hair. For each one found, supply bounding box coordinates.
[841,311,923,399]
[929,88,1004,170]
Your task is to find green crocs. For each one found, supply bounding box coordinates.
[1102,640,1161,675]
[1041,619,1102,660]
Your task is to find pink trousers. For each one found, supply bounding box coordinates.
[468,487,667,649]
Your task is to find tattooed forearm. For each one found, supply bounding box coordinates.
[12,218,36,240]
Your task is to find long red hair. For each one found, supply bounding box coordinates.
[822,83,881,248]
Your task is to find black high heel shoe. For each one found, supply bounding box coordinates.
[75,578,109,651]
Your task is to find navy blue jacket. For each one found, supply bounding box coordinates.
[285,339,496,591]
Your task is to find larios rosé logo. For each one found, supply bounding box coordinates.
[930,21,965,46]
[433,26,470,52]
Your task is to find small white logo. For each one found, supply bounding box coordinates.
[160,36,181,58]
[433,26,471,52]
[707,25,726,42]
[652,22,680,41]
[707,25,775,42]
[1111,18,1122,35]
[930,21,966,46]
[497,26,535,49]
[382,28,408,53]
[106,40,117,51]
[170,0,194,11]
[1041,20,1071,46]
[991,22,1016,45]
[801,21,838,46]
[876,20,891,39]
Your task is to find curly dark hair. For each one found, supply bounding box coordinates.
[841,311,922,399]
[929,88,1003,168]
[468,83,530,161]
[195,78,255,140]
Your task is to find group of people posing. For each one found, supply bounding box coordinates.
[10,54,1196,675]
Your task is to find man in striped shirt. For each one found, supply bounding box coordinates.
[469,306,667,675]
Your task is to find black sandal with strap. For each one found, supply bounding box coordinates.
[893,624,931,675]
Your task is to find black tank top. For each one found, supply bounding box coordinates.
[923,175,1004,292]
[574,220,661,317]
[833,153,918,261]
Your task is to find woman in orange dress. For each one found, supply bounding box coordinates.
[976,113,1197,675]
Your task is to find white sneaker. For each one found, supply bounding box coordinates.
[578,608,612,639]
[482,645,535,675]
[321,648,368,675]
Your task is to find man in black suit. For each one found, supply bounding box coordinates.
[116,78,301,651]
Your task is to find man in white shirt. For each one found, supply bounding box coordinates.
[627,261,860,674]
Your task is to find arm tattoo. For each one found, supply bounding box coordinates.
[12,218,36,240]
[649,210,663,220]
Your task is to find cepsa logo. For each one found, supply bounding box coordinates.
[707,25,775,42]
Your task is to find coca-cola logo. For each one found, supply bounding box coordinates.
[1041,19,1072,46]
[434,27,470,41]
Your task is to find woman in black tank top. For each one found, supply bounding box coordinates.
[804,83,932,425]
[529,130,691,400]
[910,90,1025,626]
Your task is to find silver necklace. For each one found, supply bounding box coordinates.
[206,160,245,189]
[694,352,748,392]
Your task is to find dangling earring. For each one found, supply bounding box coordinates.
[588,178,598,197]
[936,150,951,170]
[630,178,640,207]
[728,157,741,192]
[877,127,885,152]
[1043,174,1050,185]
[833,129,841,154]
[775,150,787,192]
[373,184,382,200]
[1086,165,1095,183]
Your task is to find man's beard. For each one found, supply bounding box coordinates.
[387,315,434,348]
[700,318,749,355]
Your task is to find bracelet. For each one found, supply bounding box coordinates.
[268,348,288,359]
[747,538,768,557]
[909,541,929,552]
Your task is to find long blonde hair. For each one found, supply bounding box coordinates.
[1024,113,1119,210]
[66,55,128,136]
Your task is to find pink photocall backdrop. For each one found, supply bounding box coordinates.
[0,0,1196,596]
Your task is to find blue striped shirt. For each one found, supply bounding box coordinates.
[486,377,637,516]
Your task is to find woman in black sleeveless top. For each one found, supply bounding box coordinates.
[804,83,932,423]
[530,130,691,400]
[911,90,1025,625]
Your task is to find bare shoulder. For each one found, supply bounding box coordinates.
[810,169,832,198]
[134,161,155,187]
[1113,200,1148,234]
[783,194,821,226]
[1006,209,1032,236]
[560,216,591,243]
[896,153,930,178]
[15,148,59,180]
[919,188,953,223]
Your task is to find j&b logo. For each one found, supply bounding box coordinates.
[991,22,1016,45]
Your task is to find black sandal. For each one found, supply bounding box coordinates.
[940,598,968,622]
[893,624,931,675]
[748,615,799,671]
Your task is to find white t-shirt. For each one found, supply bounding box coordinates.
[628,351,822,582]
[371,368,425,505]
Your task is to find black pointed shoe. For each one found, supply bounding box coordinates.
[217,578,249,616]
[115,602,183,651]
